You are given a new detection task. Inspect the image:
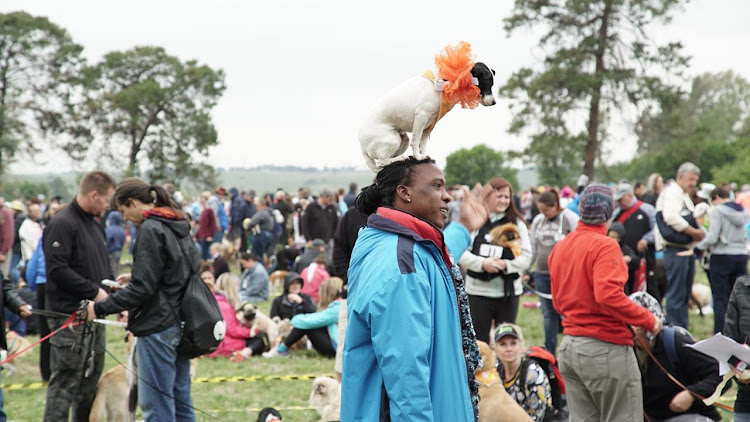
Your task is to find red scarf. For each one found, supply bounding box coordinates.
[616,199,643,224]
[142,207,182,220]
[376,207,453,269]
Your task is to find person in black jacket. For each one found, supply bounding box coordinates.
[631,292,724,422]
[43,170,116,422]
[725,275,750,421]
[0,272,32,421]
[269,272,316,321]
[302,190,339,243]
[88,177,200,421]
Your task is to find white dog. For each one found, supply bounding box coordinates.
[309,377,341,422]
[359,42,496,172]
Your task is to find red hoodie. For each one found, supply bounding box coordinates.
[548,222,656,346]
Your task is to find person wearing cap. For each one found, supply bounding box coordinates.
[697,186,749,334]
[238,252,269,304]
[548,184,662,422]
[301,189,339,244]
[494,323,551,422]
[612,182,658,298]
[657,162,705,329]
[269,271,316,322]
[294,238,329,273]
[630,292,724,422]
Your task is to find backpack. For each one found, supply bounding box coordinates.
[519,346,567,422]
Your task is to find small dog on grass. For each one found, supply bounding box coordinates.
[476,340,533,422]
[309,377,340,422]
[236,302,279,350]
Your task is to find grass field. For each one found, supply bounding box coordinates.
[1,263,738,421]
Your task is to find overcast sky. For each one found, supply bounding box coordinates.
[4,0,749,174]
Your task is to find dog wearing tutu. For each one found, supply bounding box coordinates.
[359,41,495,172]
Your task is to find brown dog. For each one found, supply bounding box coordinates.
[476,340,532,422]
[489,223,522,257]
[269,270,289,294]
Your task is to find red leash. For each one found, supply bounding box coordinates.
[0,312,80,366]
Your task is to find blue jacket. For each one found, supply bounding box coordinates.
[291,298,341,348]
[342,214,474,422]
[25,237,46,291]
[105,211,126,254]
[239,264,269,304]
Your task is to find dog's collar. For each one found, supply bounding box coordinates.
[423,69,479,91]
[475,368,498,386]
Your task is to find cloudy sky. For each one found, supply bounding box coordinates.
[4,0,749,174]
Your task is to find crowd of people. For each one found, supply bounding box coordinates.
[1,160,750,420]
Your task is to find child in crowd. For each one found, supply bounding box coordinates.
[608,222,640,294]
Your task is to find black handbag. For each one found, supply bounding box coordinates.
[655,210,698,245]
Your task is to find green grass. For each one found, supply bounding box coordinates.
[1,262,737,421]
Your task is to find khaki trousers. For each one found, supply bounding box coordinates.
[558,335,643,422]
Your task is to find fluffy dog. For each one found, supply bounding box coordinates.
[488,223,522,257]
[269,270,288,294]
[476,341,533,422]
[691,283,713,316]
[309,377,341,422]
[237,302,279,350]
[359,41,495,172]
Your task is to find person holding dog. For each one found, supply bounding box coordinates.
[341,157,495,422]
[459,176,531,342]
[86,178,200,421]
[548,184,662,422]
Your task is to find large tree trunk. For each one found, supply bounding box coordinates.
[584,0,613,180]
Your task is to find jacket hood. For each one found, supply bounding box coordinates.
[229,187,239,198]
[283,271,304,292]
[718,202,749,227]
[608,221,627,245]
[107,211,122,227]
[148,215,191,238]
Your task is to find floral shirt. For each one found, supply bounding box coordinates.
[499,359,551,422]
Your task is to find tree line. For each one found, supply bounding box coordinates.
[0,12,225,188]
[446,0,750,188]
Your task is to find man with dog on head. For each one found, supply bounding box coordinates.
[342,157,496,421]
[548,184,662,422]
[42,170,116,422]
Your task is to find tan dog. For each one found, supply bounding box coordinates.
[89,335,198,422]
[236,302,279,351]
[269,270,289,293]
[309,376,341,422]
[489,223,522,257]
[476,341,533,422]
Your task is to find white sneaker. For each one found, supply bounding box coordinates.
[262,347,289,358]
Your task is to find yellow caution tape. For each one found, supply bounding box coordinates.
[2,373,335,391]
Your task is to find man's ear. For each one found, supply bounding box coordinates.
[395,185,410,203]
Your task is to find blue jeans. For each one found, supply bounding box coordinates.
[137,324,195,422]
[213,230,224,245]
[535,272,561,355]
[199,239,212,261]
[663,246,696,329]
[9,252,21,285]
[710,254,748,333]
[251,231,272,259]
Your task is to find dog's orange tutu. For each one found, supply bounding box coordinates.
[435,41,481,109]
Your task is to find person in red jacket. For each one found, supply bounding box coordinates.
[196,192,217,260]
[548,184,662,422]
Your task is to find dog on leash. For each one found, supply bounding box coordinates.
[476,340,533,422]
[236,302,279,350]
[309,377,341,422]
[359,41,495,172]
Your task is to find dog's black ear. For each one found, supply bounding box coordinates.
[491,68,496,76]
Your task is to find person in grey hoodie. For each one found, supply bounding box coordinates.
[697,186,750,333]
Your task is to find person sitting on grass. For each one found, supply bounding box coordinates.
[263,277,343,358]
[238,252,269,304]
[269,272,317,321]
[494,323,551,422]
[300,254,330,304]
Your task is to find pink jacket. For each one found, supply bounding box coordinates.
[209,292,251,357]
[300,263,330,303]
